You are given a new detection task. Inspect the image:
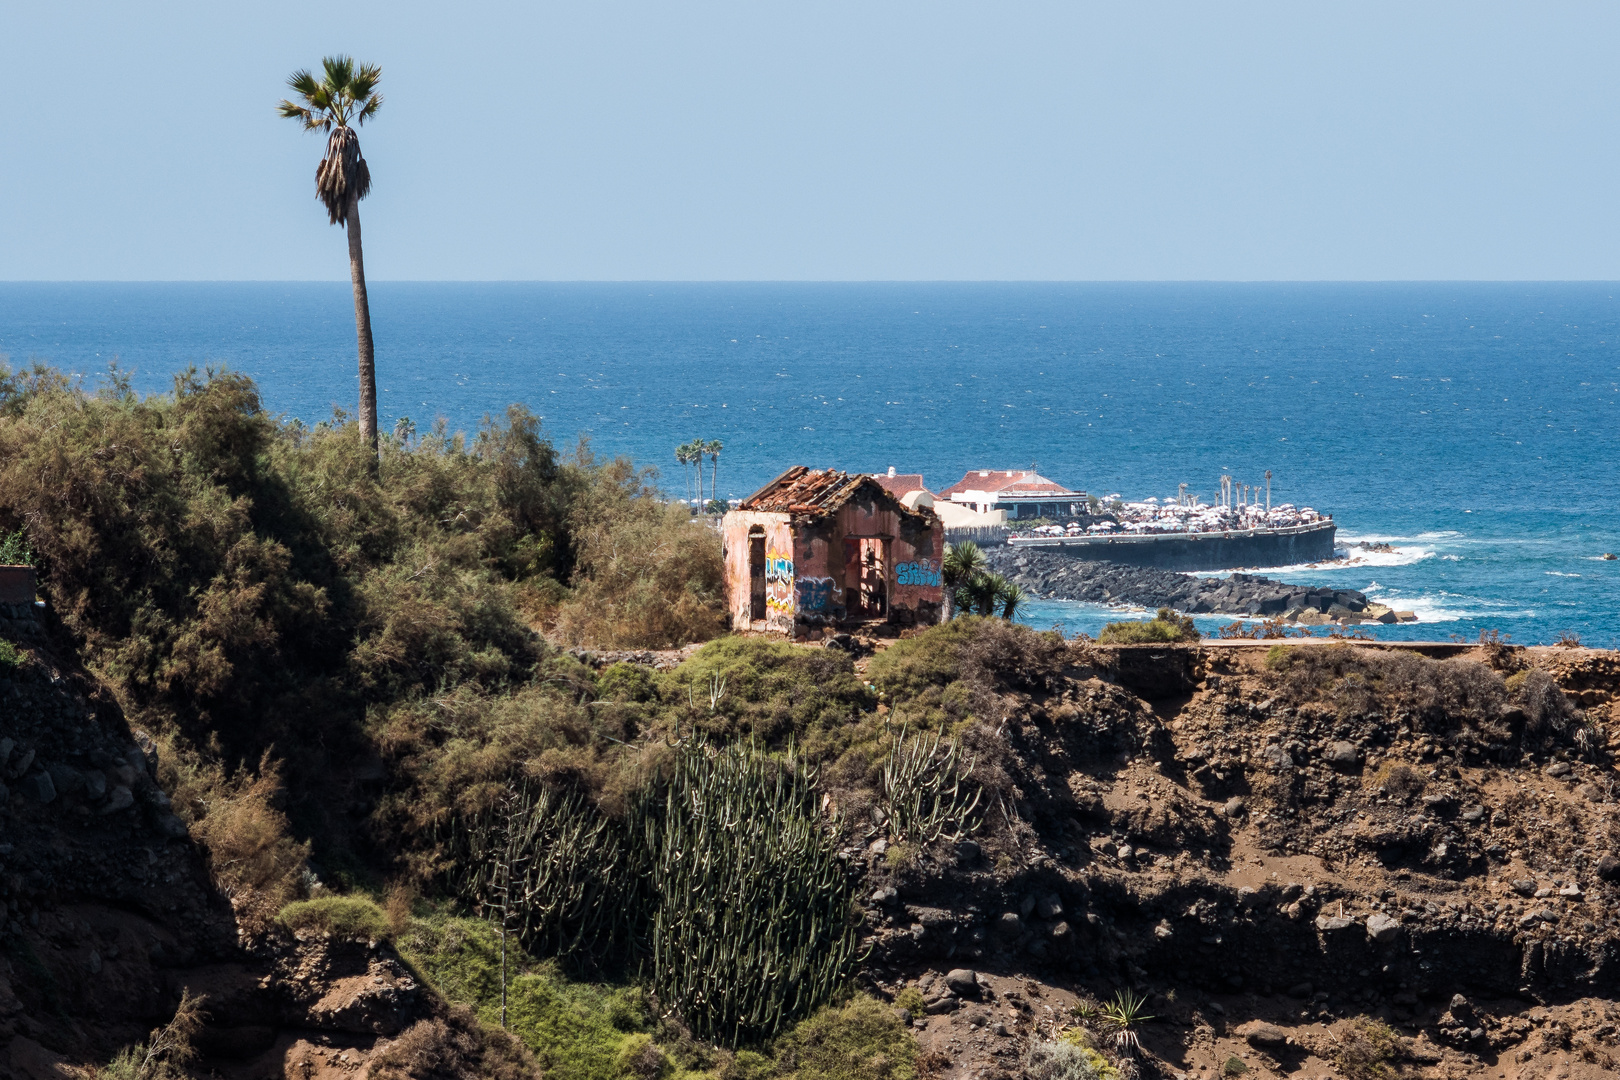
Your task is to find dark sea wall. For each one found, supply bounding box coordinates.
[986,547,1368,616]
[1004,522,1336,571]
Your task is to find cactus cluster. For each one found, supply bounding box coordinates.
[452,784,629,963]
[452,737,859,1045]
[881,726,984,845]
[642,737,859,1044]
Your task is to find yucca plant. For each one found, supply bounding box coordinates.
[1100,988,1154,1055]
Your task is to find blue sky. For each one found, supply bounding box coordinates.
[4,2,1617,280]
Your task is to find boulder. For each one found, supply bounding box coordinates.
[99,785,134,815]
[47,764,83,796]
[21,771,55,804]
[1545,761,1572,778]
[1222,797,1246,818]
[1236,1020,1288,1048]
[82,769,107,801]
[1366,913,1401,944]
[1036,894,1063,919]
[1596,854,1620,882]
[1315,914,1356,932]
[1324,741,1362,770]
[945,969,980,998]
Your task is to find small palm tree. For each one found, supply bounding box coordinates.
[996,579,1030,621]
[970,572,1009,616]
[941,541,987,622]
[278,56,384,465]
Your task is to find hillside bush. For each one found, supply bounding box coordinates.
[771,995,917,1080]
[277,896,391,940]
[1096,608,1199,644]
[0,361,725,880]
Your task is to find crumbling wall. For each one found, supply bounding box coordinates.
[721,511,794,633]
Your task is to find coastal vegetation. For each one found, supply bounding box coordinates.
[1096,607,1201,644]
[0,361,1020,1072]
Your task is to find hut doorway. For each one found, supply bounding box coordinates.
[843,537,889,619]
[748,527,767,621]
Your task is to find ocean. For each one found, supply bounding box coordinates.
[2,282,1617,647]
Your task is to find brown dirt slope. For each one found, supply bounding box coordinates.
[850,639,1620,1080]
[0,608,529,1080]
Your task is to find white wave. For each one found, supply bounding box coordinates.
[1362,586,1537,625]
[1440,554,1462,561]
[1546,571,1583,578]
[1184,544,1435,576]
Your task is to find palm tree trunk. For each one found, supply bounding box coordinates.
[346,197,379,465]
[710,453,719,510]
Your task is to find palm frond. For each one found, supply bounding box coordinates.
[285,69,320,98]
[280,56,383,208]
[322,54,356,91]
[349,62,382,99]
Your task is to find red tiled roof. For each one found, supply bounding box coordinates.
[935,470,1079,498]
[739,466,932,518]
[871,473,930,498]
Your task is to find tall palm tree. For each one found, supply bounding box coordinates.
[705,439,723,510]
[278,56,384,464]
[686,440,706,508]
[674,442,692,503]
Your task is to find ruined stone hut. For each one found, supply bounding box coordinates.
[723,466,945,636]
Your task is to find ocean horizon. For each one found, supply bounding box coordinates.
[3,280,1617,646]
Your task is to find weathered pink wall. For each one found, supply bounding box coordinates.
[723,488,943,636]
[722,511,794,633]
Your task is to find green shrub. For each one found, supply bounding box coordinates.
[0,639,22,675]
[1097,608,1199,644]
[0,528,31,566]
[613,1033,672,1080]
[276,896,390,940]
[666,636,876,748]
[891,988,925,1016]
[1334,1016,1400,1080]
[395,910,655,1080]
[772,995,917,1080]
[1221,1057,1248,1078]
[1026,1035,1115,1080]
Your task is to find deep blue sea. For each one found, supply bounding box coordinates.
[2,282,1617,646]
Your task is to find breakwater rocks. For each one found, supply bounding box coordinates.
[987,547,1416,623]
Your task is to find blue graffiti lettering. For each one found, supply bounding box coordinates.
[764,549,794,583]
[795,576,837,611]
[895,559,942,588]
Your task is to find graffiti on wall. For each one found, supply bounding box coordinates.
[762,548,796,614]
[895,558,942,588]
[765,549,794,583]
[795,576,838,612]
